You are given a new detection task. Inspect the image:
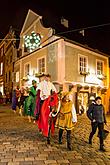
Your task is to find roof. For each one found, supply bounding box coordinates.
[56,34,109,58]
[20,9,42,35]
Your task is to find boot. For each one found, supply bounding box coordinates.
[100,144,106,152]
[89,134,92,145]
[59,129,63,144]
[89,137,92,145]
[67,130,72,151]
[19,109,22,116]
[47,137,50,144]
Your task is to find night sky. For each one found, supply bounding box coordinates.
[0,1,110,55]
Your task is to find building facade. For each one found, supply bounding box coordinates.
[0,27,17,101]
[14,9,109,113]
[0,41,4,95]
[4,28,17,99]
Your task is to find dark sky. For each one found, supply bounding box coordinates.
[1,1,110,55]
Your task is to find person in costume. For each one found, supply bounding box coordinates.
[35,73,57,119]
[34,73,46,120]
[45,74,57,95]
[12,88,17,113]
[26,80,37,122]
[35,73,57,143]
[23,87,29,115]
[16,85,21,109]
[12,86,20,113]
[18,87,25,116]
[56,91,77,150]
[39,92,58,142]
[37,73,56,101]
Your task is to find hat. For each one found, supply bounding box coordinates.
[35,73,45,78]
[32,80,37,85]
[62,91,70,98]
[45,73,51,77]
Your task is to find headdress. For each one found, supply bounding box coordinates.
[32,80,37,85]
[45,73,51,78]
[62,91,70,98]
[35,73,46,78]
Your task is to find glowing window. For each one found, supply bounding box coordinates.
[79,55,88,72]
[38,57,45,73]
[96,60,104,75]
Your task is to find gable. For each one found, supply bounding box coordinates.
[21,9,42,35]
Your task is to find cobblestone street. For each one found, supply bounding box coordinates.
[0,105,110,165]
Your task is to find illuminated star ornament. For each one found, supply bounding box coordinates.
[24,31,42,52]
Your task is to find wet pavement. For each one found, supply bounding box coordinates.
[0,105,110,165]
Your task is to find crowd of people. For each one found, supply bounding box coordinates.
[11,73,108,152]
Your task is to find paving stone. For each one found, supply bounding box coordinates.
[8,162,20,165]
[24,157,35,161]
[38,153,48,157]
[19,161,33,165]
[0,106,110,165]
[57,160,69,164]
[89,163,97,165]
[32,160,44,165]
[35,157,47,161]
[44,160,57,164]
[12,158,24,162]
[0,163,8,165]
[69,163,82,165]
[105,162,110,165]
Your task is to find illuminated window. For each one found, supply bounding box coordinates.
[79,55,88,72]
[24,63,30,76]
[0,62,3,75]
[16,72,19,82]
[38,57,46,73]
[96,60,104,75]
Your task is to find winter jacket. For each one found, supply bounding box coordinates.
[87,103,106,124]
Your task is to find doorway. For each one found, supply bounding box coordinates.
[77,92,89,114]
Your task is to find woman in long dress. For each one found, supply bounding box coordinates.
[56,91,77,150]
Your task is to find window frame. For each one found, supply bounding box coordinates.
[24,62,31,76]
[96,59,104,75]
[78,54,88,73]
[37,56,46,73]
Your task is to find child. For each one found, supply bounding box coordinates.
[56,91,77,150]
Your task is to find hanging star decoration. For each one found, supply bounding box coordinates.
[24,31,43,52]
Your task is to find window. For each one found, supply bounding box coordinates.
[16,72,19,82]
[38,57,46,73]
[0,62,3,75]
[79,55,88,72]
[96,60,104,75]
[24,63,30,76]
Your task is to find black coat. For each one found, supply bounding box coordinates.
[87,103,106,124]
